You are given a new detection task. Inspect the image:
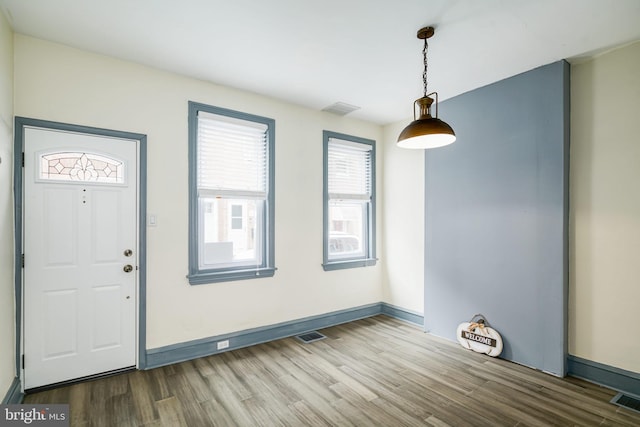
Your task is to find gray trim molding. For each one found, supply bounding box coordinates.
[381,303,423,326]
[13,116,148,373]
[187,101,276,285]
[137,134,148,369]
[568,355,640,396]
[146,303,418,369]
[2,378,23,404]
[322,130,377,271]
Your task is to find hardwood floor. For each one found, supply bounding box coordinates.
[24,315,640,426]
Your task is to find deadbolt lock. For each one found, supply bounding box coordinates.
[123,264,133,273]
[124,249,133,257]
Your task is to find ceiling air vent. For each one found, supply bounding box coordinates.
[295,331,327,344]
[321,102,360,116]
[611,393,640,414]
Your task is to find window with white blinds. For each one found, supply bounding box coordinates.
[197,111,268,199]
[323,131,376,270]
[327,138,372,202]
[188,102,275,285]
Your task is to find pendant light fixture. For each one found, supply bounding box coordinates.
[397,26,456,149]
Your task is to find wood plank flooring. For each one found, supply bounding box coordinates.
[24,315,640,426]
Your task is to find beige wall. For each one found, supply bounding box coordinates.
[380,121,424,313]
[0,10,15,397]
[569,41,640,373]
[13,35,383,350]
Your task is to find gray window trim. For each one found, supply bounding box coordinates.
[322,130,376,271]
[187,101,275,284]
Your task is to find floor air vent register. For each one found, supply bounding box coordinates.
[611,393,640,414]
[295,331,327,344]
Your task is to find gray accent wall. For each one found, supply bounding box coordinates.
[424,61,570,376]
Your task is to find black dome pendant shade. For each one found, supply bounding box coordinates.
[397,26,456,149]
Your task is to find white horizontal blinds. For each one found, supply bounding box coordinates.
[197,111,268,199]
[328,138,372,201]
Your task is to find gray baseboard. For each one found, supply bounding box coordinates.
[146,303,384,369]
[380,303,424,326]
[2,377,23,404]
[0,302,422,393]
[146,302,425,369]
[568,355,640,396]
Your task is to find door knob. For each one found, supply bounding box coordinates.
[123,264,133,273]
[124,249,133,257]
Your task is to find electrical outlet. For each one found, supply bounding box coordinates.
[217,340,229,350]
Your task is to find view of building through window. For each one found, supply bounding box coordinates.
[201,198,261,265]
[328,201,365,258]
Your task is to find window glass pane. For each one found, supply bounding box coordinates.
[200,197,262,269]
[39,151,125,184]
[328,200,366,259]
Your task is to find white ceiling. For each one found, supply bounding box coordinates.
[1,0,639,125]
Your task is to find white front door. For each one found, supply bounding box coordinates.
[23,126,138,390]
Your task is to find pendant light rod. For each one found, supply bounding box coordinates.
[417,26,434,98]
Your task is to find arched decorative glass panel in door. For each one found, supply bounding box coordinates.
[39,151,125,184]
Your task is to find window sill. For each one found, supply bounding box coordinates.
[322,258,377,271]
[188,267,276,285]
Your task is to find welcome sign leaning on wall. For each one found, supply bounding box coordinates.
[456,314,503,357]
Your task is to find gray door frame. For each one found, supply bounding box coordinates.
[13,117,148,389]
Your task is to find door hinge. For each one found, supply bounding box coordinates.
[22,254,24,268]
[21,354,24,369]
[22,152,25,167]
